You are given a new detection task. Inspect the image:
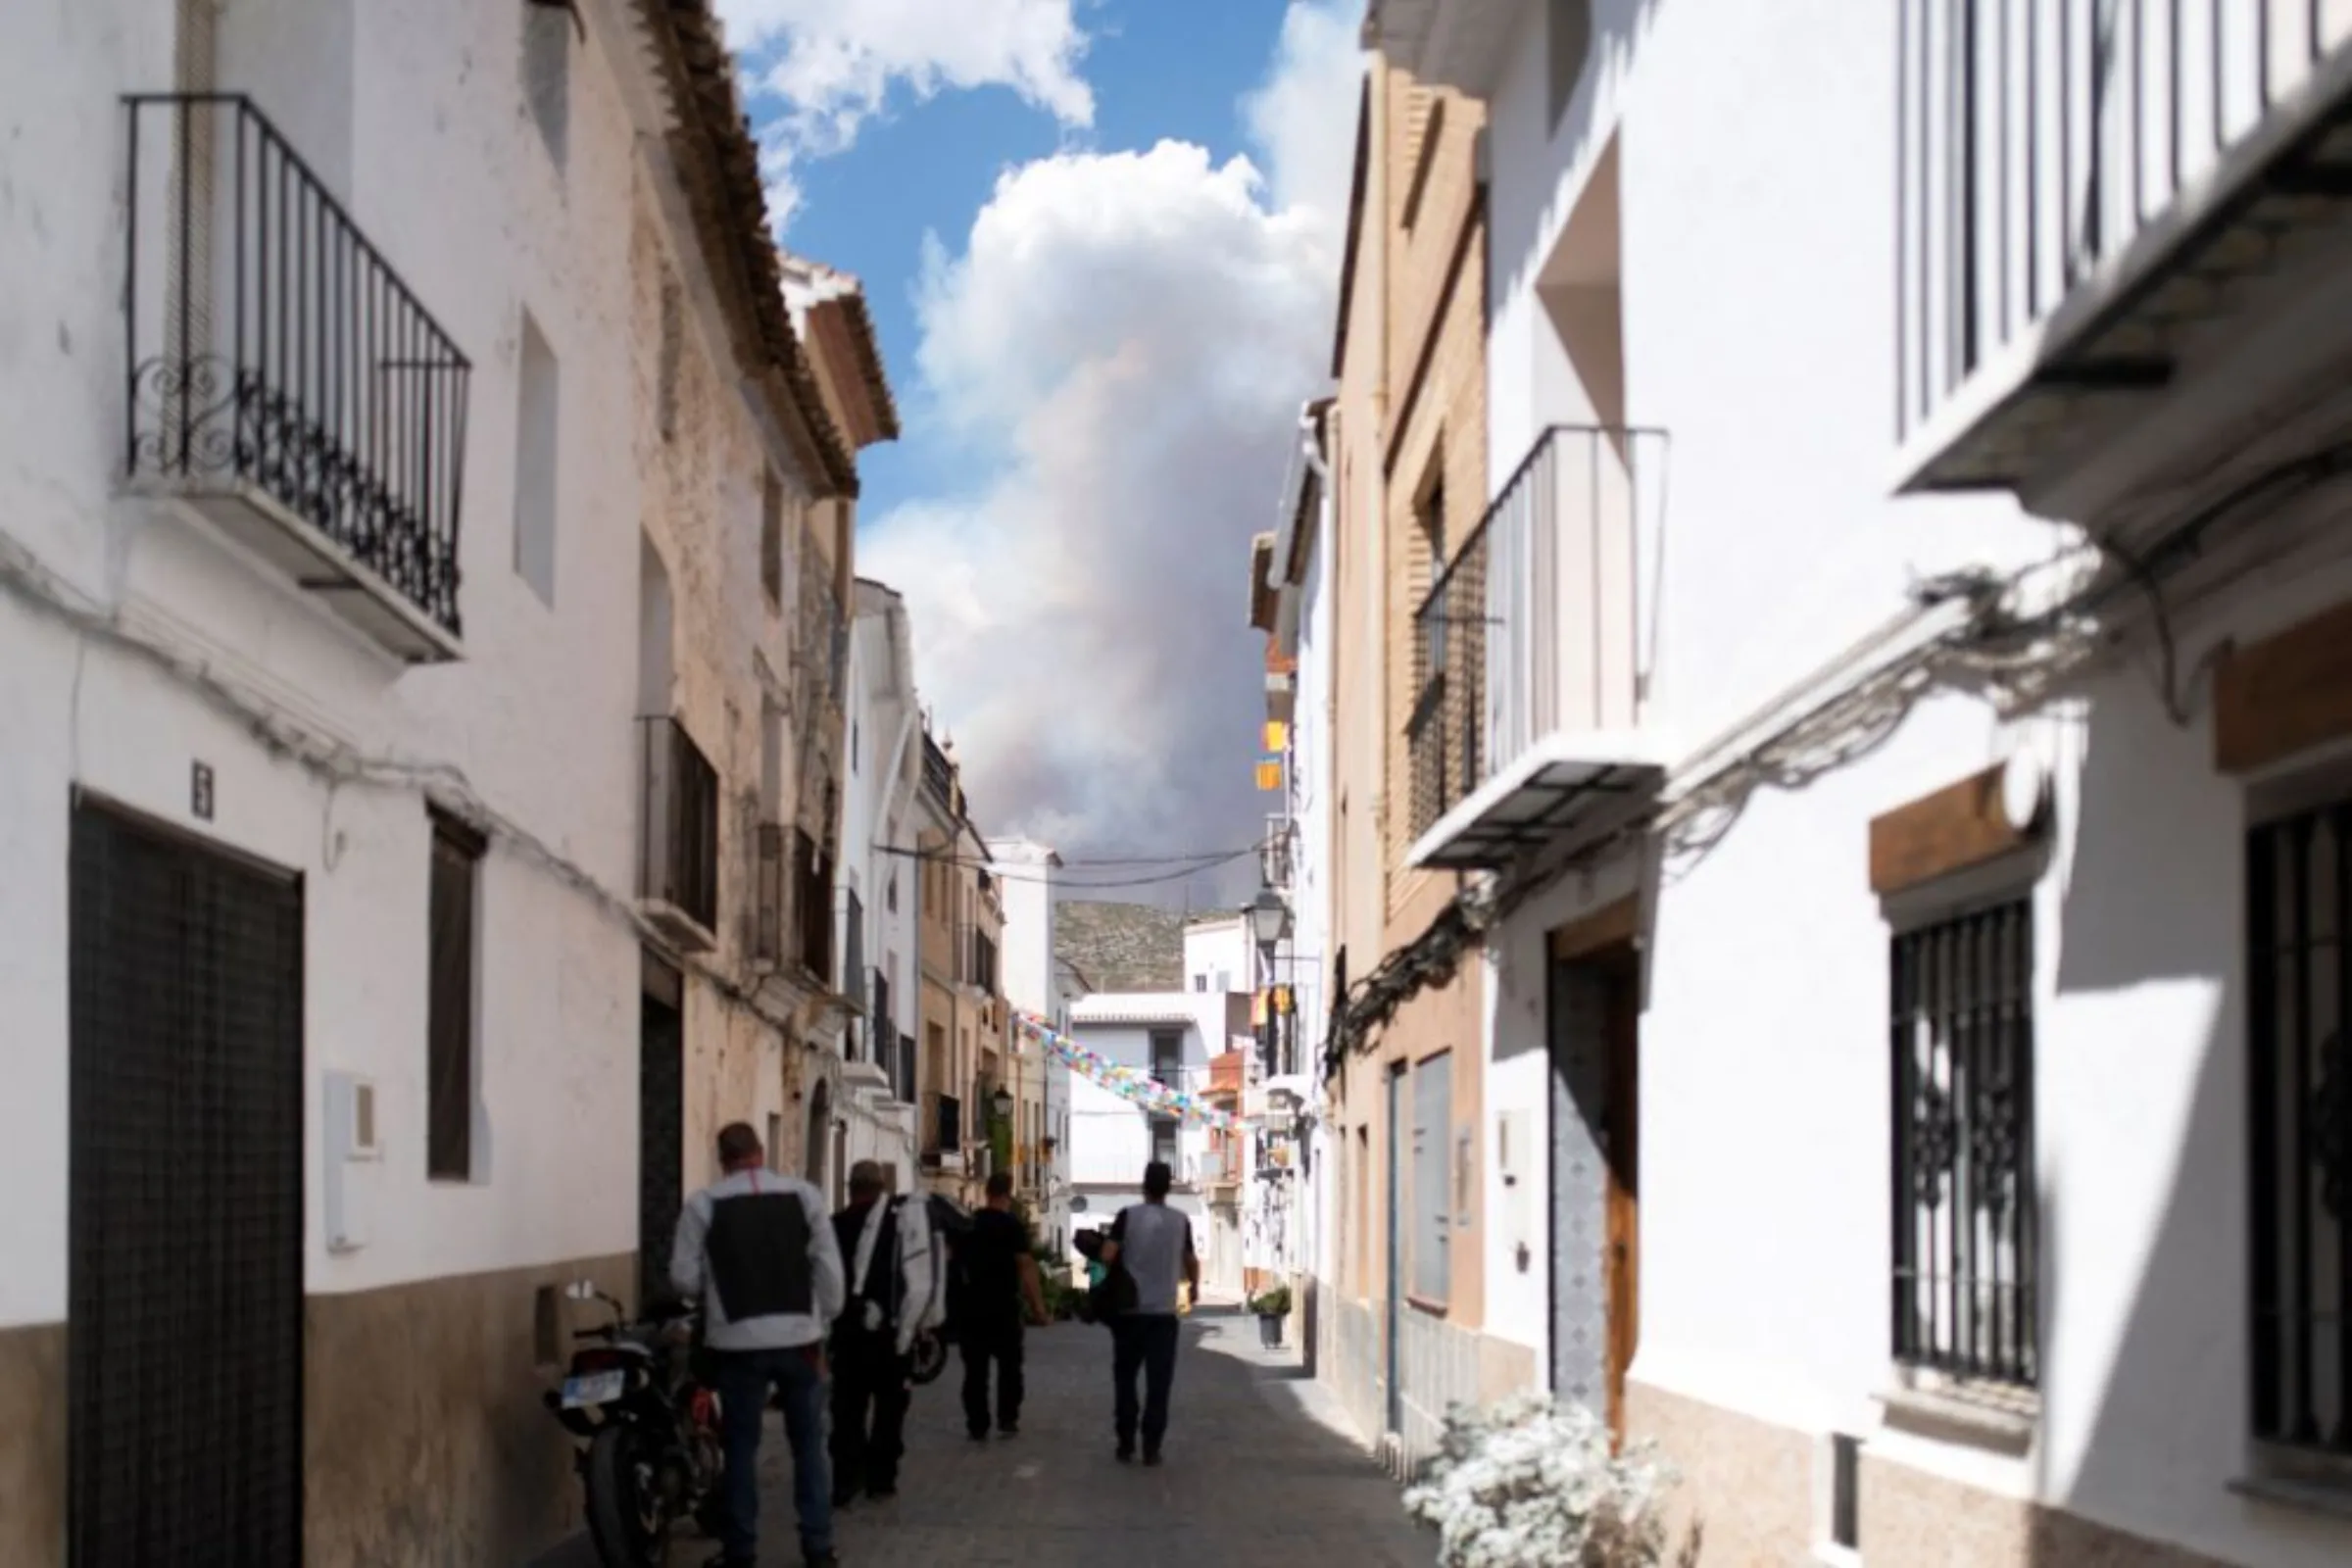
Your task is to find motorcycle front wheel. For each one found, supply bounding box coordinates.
[584,1424,671,1567]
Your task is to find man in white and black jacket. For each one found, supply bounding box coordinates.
[670,1122,847,1568]
[826,1160,939,1506]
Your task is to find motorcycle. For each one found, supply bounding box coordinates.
[543,1281,725,1567]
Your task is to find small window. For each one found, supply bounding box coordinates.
[514,311,560,605]
[766,1112,784,1174]
[760,470,785,608]
[1194,974,1206,993]
[427,808,486,1182]
[1150,1116,1180,1172]
[887,875,899,913]
[522,1,571,171]
[1411,1052,1452,1303]
[1891,899,2037,1385]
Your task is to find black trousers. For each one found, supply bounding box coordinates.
[1111,1313,1180,1454]
[959,1317,1025,1435]
[827,1328,910,1497]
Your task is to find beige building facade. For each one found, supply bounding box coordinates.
[1320,56,1531,1470]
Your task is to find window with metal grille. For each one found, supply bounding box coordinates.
[428,808,486,1182]
[1890,899,2036,1386]
[2249,801,2352,1450]
[1412,1051,1453,1304]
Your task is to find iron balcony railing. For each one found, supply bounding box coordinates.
[638,717,719,937]
[122,94,470,638]
[1262,815,1295,891]
[1895,0,2352,441]
[1406,425,1666,842]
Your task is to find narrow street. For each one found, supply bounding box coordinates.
[546,1305,1431,1567]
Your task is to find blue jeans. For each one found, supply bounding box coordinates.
[712,1344,832,1563]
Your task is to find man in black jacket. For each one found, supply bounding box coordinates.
[829,1161,914,1505]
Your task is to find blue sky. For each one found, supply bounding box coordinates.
[778,6,1304,521]
[714,1,1363,881]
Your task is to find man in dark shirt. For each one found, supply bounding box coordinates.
[956,1170,1046,1440]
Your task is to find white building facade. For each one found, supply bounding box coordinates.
[838,579,926,1192]
[0,1,873,1561]
[990,837,1074,1252]
[1064,987,1246,1277]
[1252,397,1337,1353]
[1359,1,2352,1564]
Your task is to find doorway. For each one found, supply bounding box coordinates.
[1547,938,1641,1440]
[640,959,685,1307]
[69,798,305,1566]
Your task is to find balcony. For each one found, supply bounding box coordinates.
[1896,3,2352,505]
[122,95,470,662]
[638,717,719,951]
[1261,814,1295,891]
[920,1091,963,1168]
[1405,425,1672,872]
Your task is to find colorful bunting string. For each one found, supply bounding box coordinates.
[1014,1010,1236,1130]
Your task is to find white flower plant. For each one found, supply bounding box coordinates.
[1402,1391,1680,1568]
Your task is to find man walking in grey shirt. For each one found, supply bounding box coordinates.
[671,1122,847,1568]
[1101,1159,1200,1465]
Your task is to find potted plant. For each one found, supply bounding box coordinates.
[1404,1392,1680,1567]
[1247,1283,1292,1348]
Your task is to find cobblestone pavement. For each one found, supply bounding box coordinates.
[667,1306,1431,1568]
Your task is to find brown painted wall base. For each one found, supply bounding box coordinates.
[1627,1378,1812,1566]
[1859,1453,2234,1568]
[0,1252,636,1568]
[305,1251,637,1568]
[1628,1378,2239,1568]
[0,1319,67,1567]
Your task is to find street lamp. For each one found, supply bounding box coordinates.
[1249,885,1293,952]
[991,1085,1014,1122]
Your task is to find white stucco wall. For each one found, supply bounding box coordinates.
[1185,914,1249,995]
[1472,1,2352,1562]
[0,0,860,1340]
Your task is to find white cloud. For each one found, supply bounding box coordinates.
[862,2,1366,888]
[714,0,1095,228]
[1242,0,1366,220]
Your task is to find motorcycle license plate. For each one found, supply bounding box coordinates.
[561,1371,625,1409]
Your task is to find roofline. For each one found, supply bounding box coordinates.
[1331,74,1372,380]
[627,0,861,498]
